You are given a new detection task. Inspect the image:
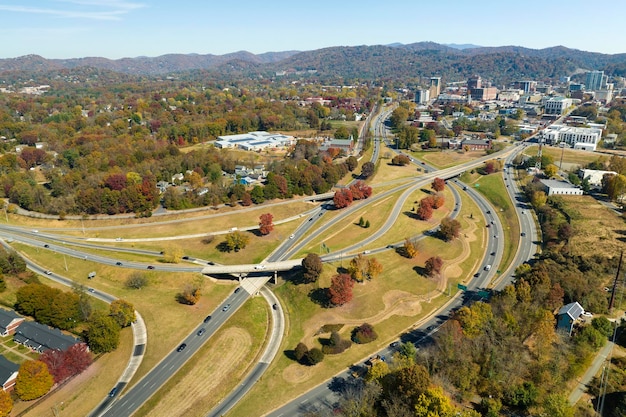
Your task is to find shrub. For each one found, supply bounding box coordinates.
[352,323,378,344]
[304,348,324,365]
[125,273,148,289]
[321,331,352,354]
[294,342,308,362]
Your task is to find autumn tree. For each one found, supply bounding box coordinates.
[432,194,445,209]
[177,283,201,305]
[349,181,372,200]
[543,164,558,178]
[302,253,323,283]
[531,190,548,208]
[15,360,54,400]
[125,272,148,289]
[361,161,375,179]
[348,254,384,282]
[391,154,410,166]
[352,323,378,344]
[40,343,92,384]
[431,177,446,192]
[404,237,419,258]
[86,314,121,354]
[109,299,136,327]
[162,246,183,263]
[0,389,12,417]
[224,231,250,252]
[439,217,461,241]
[328,273,354,306]
[424,256,444,278]
[259,213,274,235]
[416,197,434,220]
[333,188,353,209]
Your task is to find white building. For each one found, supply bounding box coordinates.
[541,179,583,196]
[544,96,573,115]
[542,124,602,151]
[497,90,522,101]
[214,131,294,150]
[579,169,617,187]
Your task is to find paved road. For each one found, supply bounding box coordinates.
[569,341,614,405]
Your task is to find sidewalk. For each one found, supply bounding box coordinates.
[569,341,614,405]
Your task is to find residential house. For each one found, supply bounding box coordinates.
[14,321,83,353]
[557,302,584,335]
[0,309,24,336]
[0,356,19,390]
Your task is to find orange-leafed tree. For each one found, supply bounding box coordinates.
[432,177,446,192]
[0,389,12,417]
[404,238,419,258]
[333,188,353,209]
[15,360,54,400]
[416,197,434,220]
[424,256,444,278]
[259,213,274,235]
[433,194,445,209]
[328,273,354,306]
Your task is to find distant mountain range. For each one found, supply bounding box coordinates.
[1,42,625,86]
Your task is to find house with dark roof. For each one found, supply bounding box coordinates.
[0,309,24,336]
[557,301,584,335]
[14,321,82,353]
[0,356,19,390]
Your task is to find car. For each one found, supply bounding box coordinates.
[289,234,295,239]
[147,265,155,270]
[115,237,123,241]
[44,270,52,275]
[177,343,187,352]
[254,265,265,270]
[486,224,490,228]
[116,261,123,266]
[426,325,436,332]
[521,211,525,214]
[494,235,499,239]
[390,341,400,348]
[484,264,492,271]
[108,387,118,397]
[88,288,95,293]
[463,186,468,191]
[182,256,189,260]
[421,162,425,165]
[490,252,496,256]
[43,244,49,248]
[490,221,494,225]
[486,210,491,214]
[474,272,480,277]
[197,328,206,336]
[222,304,231,312]
[363,250,371,254]
[203,315,212,323]
[521,232,526,237]
[234,287,242,294]
[32,230,38,233]
[272,303,278,310]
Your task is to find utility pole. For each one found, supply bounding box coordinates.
[608,250,623,311]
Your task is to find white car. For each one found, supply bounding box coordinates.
[289,234,295,239]
[254,265,266,270]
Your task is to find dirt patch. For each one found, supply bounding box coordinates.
[283,363,315,384]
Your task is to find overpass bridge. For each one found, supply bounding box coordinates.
[200,259,302,275]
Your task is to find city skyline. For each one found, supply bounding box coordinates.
[0,0,625,60]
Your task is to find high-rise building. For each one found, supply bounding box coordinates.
[415,89,430,104]
[467,75,482,89]
[586,70,606,91]
[429,77,441,97]
[514,80,537,94]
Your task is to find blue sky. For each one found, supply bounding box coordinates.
[1,0,624,59]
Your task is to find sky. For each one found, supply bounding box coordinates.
[1,0,625,59]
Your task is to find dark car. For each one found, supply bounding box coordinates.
[521,232,526,237]
[203,315,212,323]
[390,341,400,348]
[116,261,123,266]
[43,244,49,248]
[197,328,206,336]
[177,343,187,352]
[490,252,496,256]
[108,387,118,397]
[147,265,155,270]
[234,287,242,294]
[182,256,189,260]
[427,325,436,332]
[272,303,278,310]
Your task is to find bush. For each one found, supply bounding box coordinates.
[321,331,352,354]
[294,342,308,362]
[125,273,148,289]
[352,323,378,344]
[304,348,324,365]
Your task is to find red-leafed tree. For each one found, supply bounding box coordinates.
[431,177,446,192]
[333,188,353,209]
[40,343,92,384]
[259,213,274,235]
[416,197,434,220]
[104,173,128,191]
[349,181,372,200]
[328,273,354,306]
[424,256,444,277]
[433,194,445,209]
